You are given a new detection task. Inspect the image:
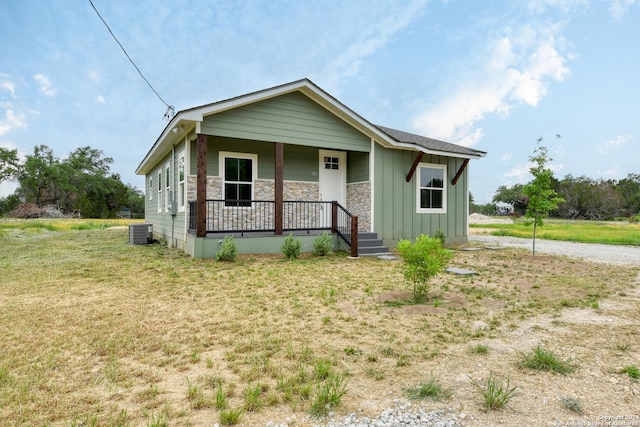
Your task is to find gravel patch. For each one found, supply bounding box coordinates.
[469,235,640,266]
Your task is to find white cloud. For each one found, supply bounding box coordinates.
[0,109,27,136]
[33,74,56,96]
[89,71,100,82]
[527,0,588,14]
[1,79,16,98]
[501,153,513,162]
[598,134,631,153]
[320,0,428,91]
[607,0,638,20]
[598,167,620,177]
[411,25,570,146]
[97,95,106,104]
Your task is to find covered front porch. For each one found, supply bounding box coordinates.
[187,199,358,257]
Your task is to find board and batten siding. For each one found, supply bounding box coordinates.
[200,92,371,153]
[373,144,469,245]
[144,150,187,248]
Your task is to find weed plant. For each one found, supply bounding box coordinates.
[309,372,348,418]
[219,408,243,425]
[405,374,451,401]
[472,371,517,410]
[559,396,583,414]
[621,365,639,379]
[517,346,577,375]
[470,344,489,354]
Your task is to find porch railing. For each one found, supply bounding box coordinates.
[188,200,358,256]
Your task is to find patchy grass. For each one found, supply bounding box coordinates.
[470,218,640,246]
[517,346,578,375]
[0,223,637,425]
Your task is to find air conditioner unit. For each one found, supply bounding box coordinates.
[128,223,153,244]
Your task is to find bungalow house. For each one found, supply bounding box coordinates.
[135,79,486,258]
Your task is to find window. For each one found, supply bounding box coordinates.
[221,152,256,207]
[165,163,170,212]
[417,163,446,213]
[178,155,185,211]
[148,175,153,200]
[323,156,339,170]
[157,170,162,212]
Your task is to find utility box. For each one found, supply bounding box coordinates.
[128,223,153,244]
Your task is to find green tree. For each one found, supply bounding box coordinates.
[616,173,640,216]
[522,137,565,256]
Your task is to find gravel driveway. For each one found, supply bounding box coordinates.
[469,235,640,266]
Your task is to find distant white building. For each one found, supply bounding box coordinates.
[496,202,514,215]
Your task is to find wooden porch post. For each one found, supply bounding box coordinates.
[331,202,338,233]
[274,142,284,235]
[350,215,358,258]
[196,133,207,238]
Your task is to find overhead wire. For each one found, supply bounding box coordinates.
[88,0,174,118]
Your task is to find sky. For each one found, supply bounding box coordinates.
[1,0,639,203]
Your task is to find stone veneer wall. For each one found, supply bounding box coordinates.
[187,177,322,231]
[346,181,371,232]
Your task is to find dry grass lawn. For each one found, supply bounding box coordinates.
[0,226,638,426]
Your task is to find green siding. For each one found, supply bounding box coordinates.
[347,152,369,183]
[201,92,370,152]
[189,136,321,182]
[373,144,468,245]
[144,146,188,247]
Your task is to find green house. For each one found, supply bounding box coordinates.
[135,79,486,258]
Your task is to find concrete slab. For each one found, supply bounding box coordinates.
[378,255,398,261]
[484,246,503,250]
[460,247,483,251]
[446,267,477,275]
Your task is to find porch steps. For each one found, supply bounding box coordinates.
[357,232,391,256]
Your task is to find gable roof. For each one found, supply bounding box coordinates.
[136,78,486,175]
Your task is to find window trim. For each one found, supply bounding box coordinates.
[157,170,162,213]
[219,151,258,207]
[416,163,447,214]
[178,154,185,212]
[164,162,171,212]
[148,175,153,200]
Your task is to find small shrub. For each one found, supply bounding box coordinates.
[517,346,577,375]
[472,371,517,410]
[405,374,451,401]
[433,229,446,246]
[559,396,583,414]
[281,233,302,260]
[309,372,348,418]
[313,232,333,256]
[397,234,453,302]
[216,235,238,262]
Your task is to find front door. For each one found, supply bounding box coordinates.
[318,150,346,205]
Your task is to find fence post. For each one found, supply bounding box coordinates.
[350,215,358,257]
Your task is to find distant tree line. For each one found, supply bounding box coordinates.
[471,173,640,220]
[0,145,144,218]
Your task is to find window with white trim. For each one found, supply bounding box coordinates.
[221,152,256,207]
[164,163,170,212]
[178,155,185,211]
[148,175,153,200]
[417,163,447,213]
[157,170,162,212]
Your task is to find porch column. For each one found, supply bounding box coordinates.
[274,142,284,235]
[196,133,207,238]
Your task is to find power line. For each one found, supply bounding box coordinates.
[88,0,174,119]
